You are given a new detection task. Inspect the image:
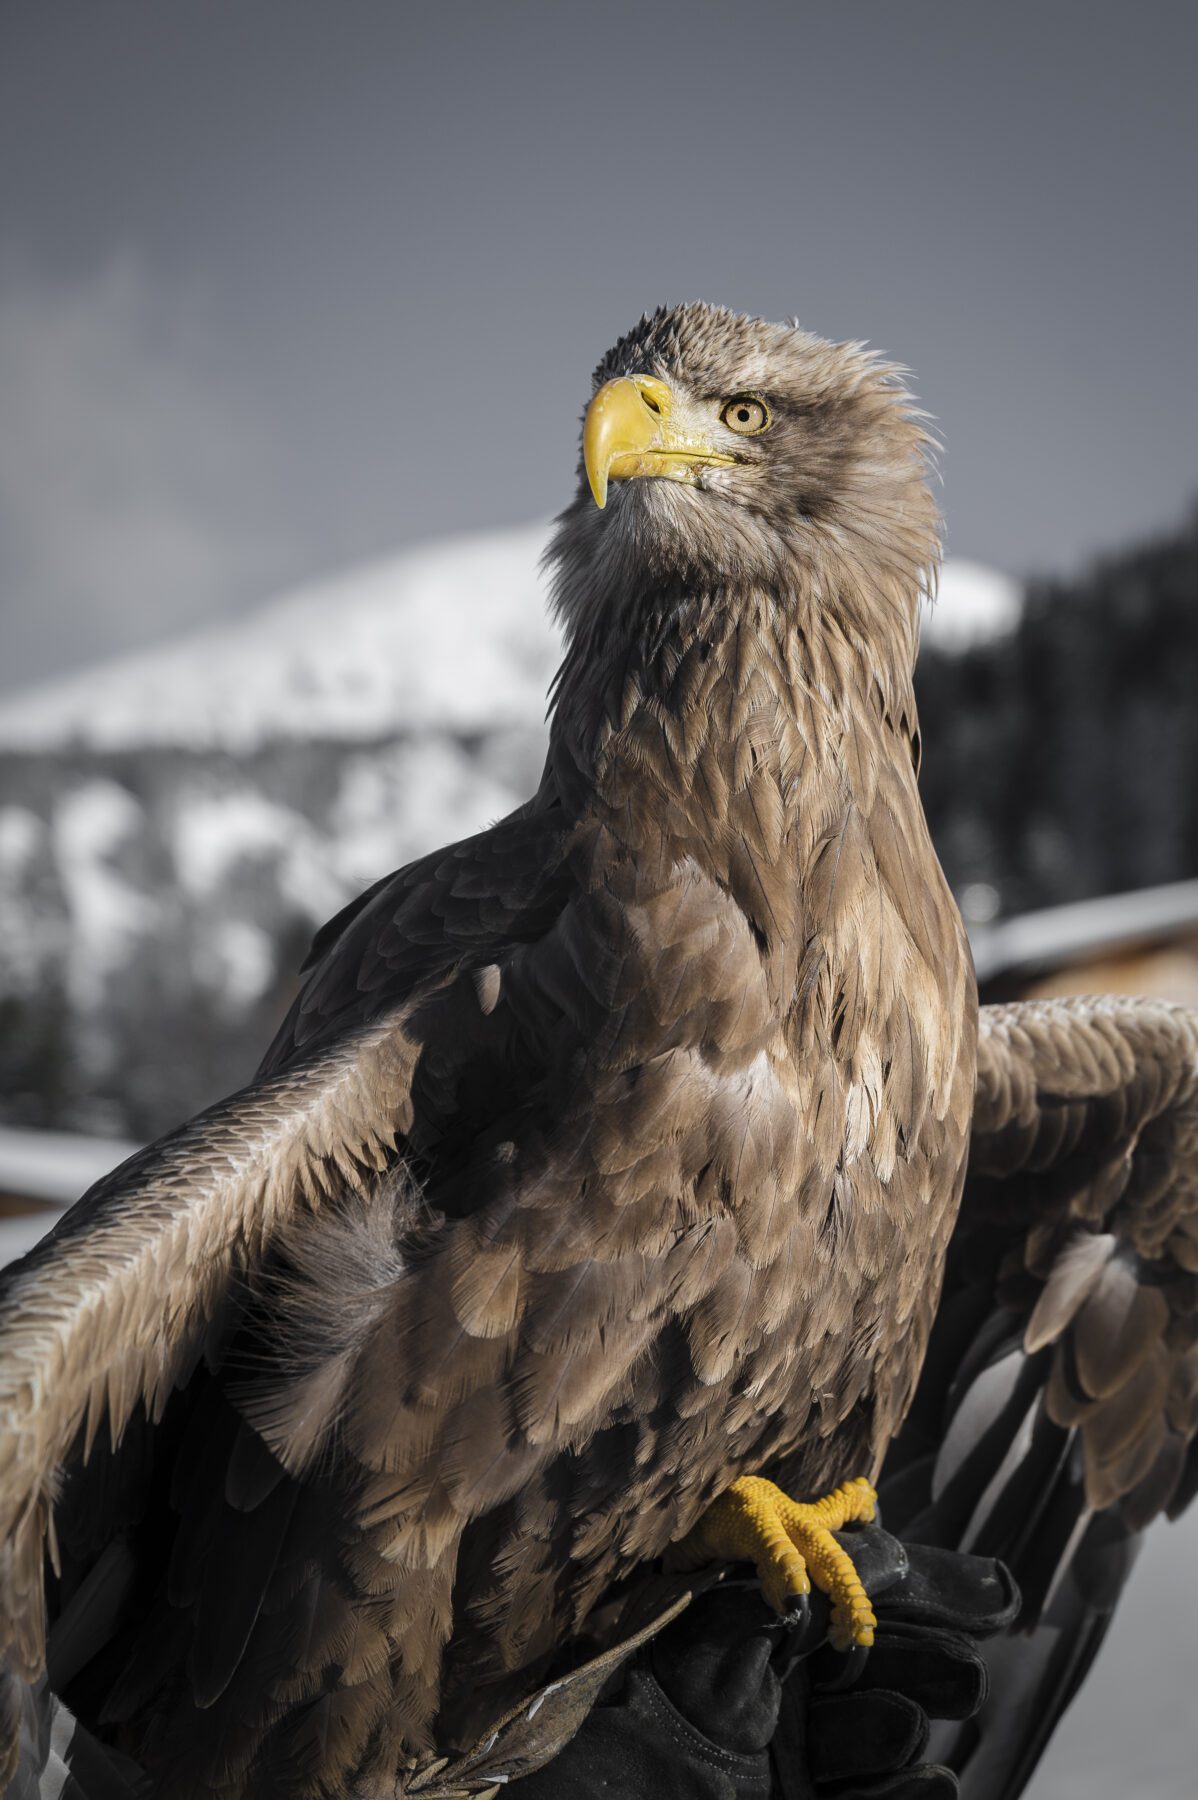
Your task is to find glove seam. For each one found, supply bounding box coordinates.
[637,1674,771,1787]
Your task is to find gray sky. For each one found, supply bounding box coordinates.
[2,1,1196,689]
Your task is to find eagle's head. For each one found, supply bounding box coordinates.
[548,303,938,645]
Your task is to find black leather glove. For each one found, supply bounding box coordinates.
[772,1538,1019,1799]
[505,1527,1018,1800]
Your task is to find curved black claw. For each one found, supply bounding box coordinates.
[780,1591,812,1631]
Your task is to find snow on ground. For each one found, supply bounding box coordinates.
[0,1123,138,1207]
[0,525,1021,754]
[0,1127,139,1265]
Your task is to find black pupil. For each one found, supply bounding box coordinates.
[737,406,751,422]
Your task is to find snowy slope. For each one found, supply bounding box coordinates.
[0,525,1019,753]
[0,523,1022,1139]
[0,525,559,752]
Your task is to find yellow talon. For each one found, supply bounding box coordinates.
[672,1474,878,1650]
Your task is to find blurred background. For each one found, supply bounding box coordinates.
[0,5,1196,1795]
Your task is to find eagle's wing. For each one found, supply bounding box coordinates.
[880,995,1198,1800]
[258,796,570,1073]
[0,802,570,1785]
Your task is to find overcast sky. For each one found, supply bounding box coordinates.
[2,1,1196,689]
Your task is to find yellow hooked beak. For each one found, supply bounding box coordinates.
[582,375,737,508]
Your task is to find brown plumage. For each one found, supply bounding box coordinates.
[953,997,1198,1523]
[880,995,1198,1799]
[0,305,1193,1799]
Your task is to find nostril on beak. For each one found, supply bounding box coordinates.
[631,375,673,422]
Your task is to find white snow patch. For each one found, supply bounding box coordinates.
[171,790,350,927]
[272,837,347,929]
[0,805,44,868]
[198,919,277,1005]
[922,559,1022,653]
[54,779,142,860]
[332,738,523,880]
[172,791,311,895]
[53,781,158,1009]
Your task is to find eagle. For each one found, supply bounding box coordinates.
[2,304,1196,1800]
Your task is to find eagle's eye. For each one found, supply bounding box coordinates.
[720,395,771,436]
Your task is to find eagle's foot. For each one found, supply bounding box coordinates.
[672,1474,878,1649]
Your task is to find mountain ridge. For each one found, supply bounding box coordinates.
[0,525,1020,752]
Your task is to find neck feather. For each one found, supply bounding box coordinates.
[549,545,923,808]
[545,539,971,1163]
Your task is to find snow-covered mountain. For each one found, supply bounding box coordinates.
[0,525,557,754]
[0,523,1020,1138]
[0,526,1018,752]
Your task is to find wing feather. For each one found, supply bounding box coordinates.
[0,798,571,1791]
[882,994,1198,1800]
[0,1017,417,1691]
[967,997,1198,1528]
